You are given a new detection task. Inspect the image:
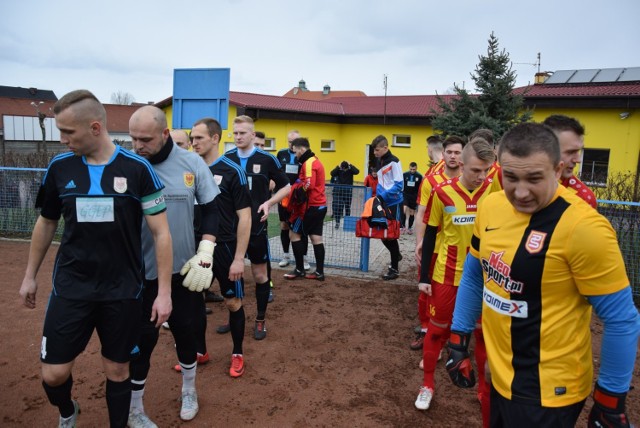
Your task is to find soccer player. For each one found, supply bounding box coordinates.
[414,138,495,411]
[128,106,220,424]
[411,136,464,352]
[330,160,359,229]
[425,134,444,175]
[276,130,310,269]
[191,117,252,377]
[401,162,422,234]
[371,135,403,280]
[283,137,328,281]
[543,114,598,208]
[225,115,290,340]
[19,90,172,428]
[170,129,191,150]
[447,123,640,427]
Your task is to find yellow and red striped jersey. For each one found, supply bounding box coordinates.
[560,175,597,208]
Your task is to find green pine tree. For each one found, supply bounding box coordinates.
[431,32,532,139]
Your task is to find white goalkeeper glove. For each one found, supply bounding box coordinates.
[180,240,215,292]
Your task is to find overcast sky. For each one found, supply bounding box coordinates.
[3,0,639,104]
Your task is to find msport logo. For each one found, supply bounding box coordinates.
[452,214,476,225]
[483,287,528,318]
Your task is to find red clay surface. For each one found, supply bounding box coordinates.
[1,239,638,427]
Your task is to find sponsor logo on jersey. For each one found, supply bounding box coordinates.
[65,180,76,189]
[525,230,547,254]
[483,287,528,318]
[113,177,127,193]
[452,214,476,225]
[444,205,456,213]
[481,251,524,294]
[183,172,195,188]
[466,204,477,211]
[253,164,262,174]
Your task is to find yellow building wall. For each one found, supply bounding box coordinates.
[163,102,640,183]
[531,108,640,175]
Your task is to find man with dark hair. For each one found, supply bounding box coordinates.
[401,161,422,234]
[225,115,290,343]
[330,160,359,229]
[128,106,220,424]
[414,138,495,411]
[543,114,597,208]
[19,90,173,428]
[253,131,266,149]
[371,135,403,280]
[447,122,639,427]
[276,130,310,270]
[191,117,252,378]
[283,137,327,281]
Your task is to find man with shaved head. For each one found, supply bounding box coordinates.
[128,105,220,424]
[19,90,173,427]
[170,129,191,150]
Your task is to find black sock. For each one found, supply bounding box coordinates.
[255,280,270,320]
[280,229,290,253]
[292,240,305,271]
[401,212,407,228]
[230,306,245,355]
[106,378,131,428]
[302,234,309,257]
[382,239,401,270]
[43,375,75,418]
[313,243,325,274]
[409,215,415,229]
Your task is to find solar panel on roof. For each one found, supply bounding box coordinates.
[544,70,576,84]
[568,69,600,83]
[619,67,640,82]
[592,68,625,82]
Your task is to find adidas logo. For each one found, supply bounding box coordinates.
[65,180,76,189]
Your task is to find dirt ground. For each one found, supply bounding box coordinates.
[1,239,639,427]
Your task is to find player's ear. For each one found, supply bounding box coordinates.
[554,161,564,180]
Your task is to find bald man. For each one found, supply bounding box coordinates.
[170,129,191,150]
[128,106,220,424]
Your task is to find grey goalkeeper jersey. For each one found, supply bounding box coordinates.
[141,145,219,280]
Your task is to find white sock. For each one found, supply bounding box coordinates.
[181,362,197,391]
[130,385,145,412]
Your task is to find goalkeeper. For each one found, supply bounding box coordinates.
[128,106,220,424]
[447,123,639,428]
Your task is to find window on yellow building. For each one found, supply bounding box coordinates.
[264,138,276,151]
[321,139,335,152]
[392,134,411,147]
[581,148,610,186]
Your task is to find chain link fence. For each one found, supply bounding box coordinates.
[2,167,639,289]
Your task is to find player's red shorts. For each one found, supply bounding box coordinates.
[428,280,458,325]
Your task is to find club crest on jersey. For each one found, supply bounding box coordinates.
[113,177,127,193]
[481,251,524,294]
[183,172,195,188]
[213,174,223,186]
[525,230,547,254]
[253,164,261,174]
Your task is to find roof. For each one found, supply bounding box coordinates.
[282,88,367,100]
[513,81,640,98]
[232,91,345,115]
[0,85,57,101]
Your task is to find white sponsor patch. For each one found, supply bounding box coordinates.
[285,164,299,174]
[483,287,528,318]
[41,336,47,359]
[76,197,114,222]
[452,214,476,225]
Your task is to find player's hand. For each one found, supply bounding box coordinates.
[446,331,476,388]
[180,240,215,292]
[418,282,432,296]
[415,240,423,267]
[587,383,631,428]
[151,293,172,328]
[257,202,270,222]
[229,258,245,282]
[19,277,38,309]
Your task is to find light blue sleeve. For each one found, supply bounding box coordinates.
[587,287,640,393]
[451,253,484,333]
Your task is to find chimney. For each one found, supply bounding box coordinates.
[323,84,331,95]
[534,72,552,85]
[298,79,307,91]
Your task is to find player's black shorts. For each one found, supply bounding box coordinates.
[403,194,418,210]
[291,206,327,236]
[41,294,141,364]
[141,273,200,332]
[489,385,586,428]
[214,240,245,299]
[246,232,271,265]
[278,203,290,222]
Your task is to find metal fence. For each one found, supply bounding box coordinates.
[1,167,639,291]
